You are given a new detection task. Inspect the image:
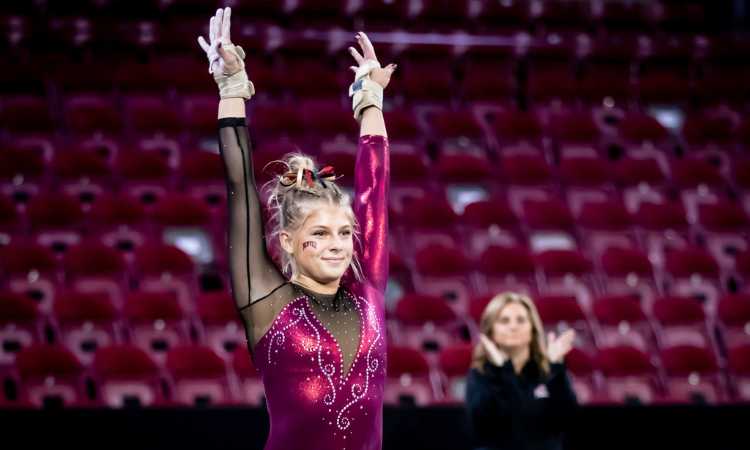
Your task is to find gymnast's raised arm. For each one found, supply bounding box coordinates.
[198,7,285,355]
[346,32,394,294]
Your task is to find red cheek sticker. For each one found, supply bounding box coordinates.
[303,241,317,250]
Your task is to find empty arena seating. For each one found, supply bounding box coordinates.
[0,0,749,408]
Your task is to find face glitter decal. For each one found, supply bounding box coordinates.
[303,241,317,250]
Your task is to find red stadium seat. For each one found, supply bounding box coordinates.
[382,110,422,141]
[535,250,591,277]
[289,66,341,99]
[395,294,461,354]
[354,0,410,31]
[664,248,721,313]
[117,150,174,208]
[414,0,469,31]
[0,147,45,181]
[535,295,591,348]
[478,246,534,277]
[596,345,660,404]
[135,242,194,274]
[1,96,55,134]
[197,292,245,362]
[637,73,690,105]
[303,101,359,139]
[64,241,128,307]
[67,99,123,136]
[402,195,458,235]
[524,200,575,231]
[699,202,749,270]
[152,192,211,227]
[135,242,197,311]
[26,188,84,253]
[431,110,484,142]
[559,158,609,187]
[617,114,669,146]
[16,344,85,408]
[414,245,471,313]
[578,201,635,256]
[463,71,515,103]
[600,248,656,308]
[232,346,264,406]
[0,292,42,367]
[130,102,183,136]
[438,343,473,403]
[459,196,510,224]
[478,246,535,298]
[528,71,579,104]
[475,0,528,33]
[564,347,598,404]
[717,295,750,350]
[166,345,232,406]
[126,291,190,365]
[94,345,162,408]
[593,296,651,352]
[500,155,551,186]
[415,245,468,274]
[492,111,543,146]
[54,291,121,365]
[727,345,750,401]
[535,250,594,310]
[249,105,306,140]
[0,242,58,315]
[384,346,436,406]
[615,158,666,188]
[671,159,725,190]
[662,345,723,404]
[653,296,711,350]
[437,154,492,183]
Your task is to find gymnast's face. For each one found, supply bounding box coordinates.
[492,302,533,351]
[284,205,354,285]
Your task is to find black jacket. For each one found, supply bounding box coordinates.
[465,358,579,450]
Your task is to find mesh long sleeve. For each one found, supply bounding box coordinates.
[352,134,390,293]
[218,117,287,356]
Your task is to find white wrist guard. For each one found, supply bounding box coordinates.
[349,59,383,119]
[209,43,255,101]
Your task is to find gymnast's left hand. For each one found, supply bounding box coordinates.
[348,31,396,89]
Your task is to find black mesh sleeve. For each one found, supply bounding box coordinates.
[218,117,287,355]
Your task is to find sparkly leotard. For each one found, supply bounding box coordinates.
[219,118,389,450]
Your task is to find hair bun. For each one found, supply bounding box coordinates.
[286,155,317,174]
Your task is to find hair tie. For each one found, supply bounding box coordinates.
[280,165,339,188]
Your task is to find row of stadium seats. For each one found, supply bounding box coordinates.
[0,0,713,35]
[1,339,749,408]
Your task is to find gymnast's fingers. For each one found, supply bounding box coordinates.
[198,36,210,53]
[221,7,231,40]
[349,47,365,65]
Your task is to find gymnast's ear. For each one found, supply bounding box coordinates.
[279,230,294,255]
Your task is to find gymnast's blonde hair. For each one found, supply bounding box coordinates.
[265,153,363,281]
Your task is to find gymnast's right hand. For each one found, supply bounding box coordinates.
[198,7,241,75]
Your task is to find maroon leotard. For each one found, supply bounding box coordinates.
[219,118,389,450]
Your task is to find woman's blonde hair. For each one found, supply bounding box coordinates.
[471,292,549,377]
[264,153,363,281]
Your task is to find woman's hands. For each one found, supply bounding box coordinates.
[480,334,508,367]
[198,7,241,75]
[547,329,576,364]
[348,31,396,89]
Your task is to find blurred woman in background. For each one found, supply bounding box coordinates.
[466,292,579,450]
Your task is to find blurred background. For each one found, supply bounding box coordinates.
[1,0,750,448]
